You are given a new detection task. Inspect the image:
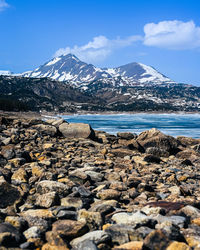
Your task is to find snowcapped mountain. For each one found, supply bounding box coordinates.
[22,53,174,86]
[0,70,12,76]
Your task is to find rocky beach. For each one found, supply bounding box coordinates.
[0,114,200,249]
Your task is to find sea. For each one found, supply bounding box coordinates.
[60,113,200,138]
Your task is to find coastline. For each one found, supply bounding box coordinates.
[0,114,199,249]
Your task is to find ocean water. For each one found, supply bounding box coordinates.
[61,113,200,138]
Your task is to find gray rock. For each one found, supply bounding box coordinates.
[70,230,111,248]
[72,240,98,250]
[23,226,41,239]
[59,122,95,139]
[34,124,57,136]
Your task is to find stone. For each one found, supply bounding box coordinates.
[137,128,179,155]
[0,222,21,244]
[59,123,95,139]
[20,209,54,220]
[146,201,184,212]
[34,124,57,136]
[35,192,59,208]
[97,189,121,200]
[1,145,15,159]
[111,211,151,226]
[143,229,170,250]
[166,241,190,250]
[78,209,103,230]
[117,132,137,140]
[143,154,161,163]
[61,197,83,209]
[23,226,41,239]
[11,167,28,184]
[37,180,69,198]
[180,205,200,219]
[5,216,27,231]
[70,230,111,248]
[113,241,143,250]
[0,178,21,208]
[191,217,200,226]
[51,219,88,239]
[72,240,98,250]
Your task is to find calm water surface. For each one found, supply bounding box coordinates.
[61,113,200,138]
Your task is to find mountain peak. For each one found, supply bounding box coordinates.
[22,55,174,85]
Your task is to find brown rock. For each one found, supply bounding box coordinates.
[113,241,143,250]
[166,241,190,250]
[97,189,121,200]
[51,220,88,239]
[143,229,170,250]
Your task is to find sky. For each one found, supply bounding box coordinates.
[0,0,200,85]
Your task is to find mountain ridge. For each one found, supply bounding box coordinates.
[21,53,174,86]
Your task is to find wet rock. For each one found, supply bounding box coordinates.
[59,122,95,139]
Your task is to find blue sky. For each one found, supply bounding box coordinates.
[0,0,200,85]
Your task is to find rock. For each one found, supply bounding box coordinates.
[78,209,103,230]
[166,241,190,250]
[117,132,137,140]
[143,154,161,163]
[1,145,15,159]
[180,205,200,219]
[61,197,83,209]
[97,189,121,200]
[11,168,28,184]
[51,219,88,239]
[20,209,54,220]
[72,240,98,250]
[5,216,27,231]
[34,124,57,136]
[70,230,111,248]
[69,170,89,185]
[146,201,184,212]
[0,178,21,208]
[137,128,179,155]
[35,192,59,208]
[111,211,152,226]
[37,180,70,198]
[59,123,95,139]
[143,229,170,250]
[153,214,186,228]
[20,241,35,249]
[113,241,143,250]
[105,224,152,246]
[23,226,41,239]
[191,217,200,226]
[0,222,21,244]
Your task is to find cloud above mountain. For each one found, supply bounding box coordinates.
[143,20,200,50]
[54,35,142,63]
[0,0,9,12]
[55,20,200,63]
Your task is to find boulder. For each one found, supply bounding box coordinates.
[137,128,179,155]
[34,124,57,136]
[59,123,95,139]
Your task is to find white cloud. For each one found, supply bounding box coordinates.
[0,0,9,12]
[54,35,142,63]
[143,20,200,50]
